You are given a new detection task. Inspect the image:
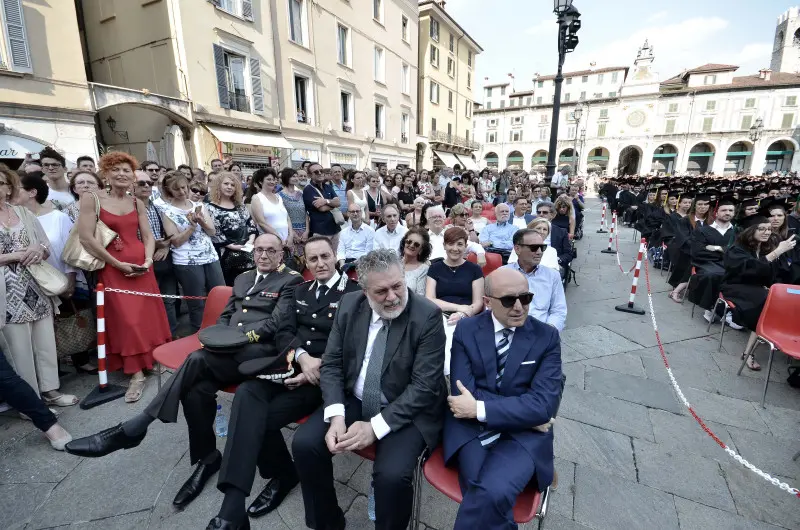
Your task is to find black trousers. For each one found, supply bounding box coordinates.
[217,379,322,495]
[0,347,57,432]
[292,396,427,530]
[144,348,253,464]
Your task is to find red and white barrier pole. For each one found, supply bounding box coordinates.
[597,202,608,233]
[600,212,617,254]
[615,238,647,315]
[79,283,127,409]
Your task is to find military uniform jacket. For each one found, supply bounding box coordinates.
[218,266,303,345]
[291,274,361,357]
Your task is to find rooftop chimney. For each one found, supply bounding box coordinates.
[765,69,772,81]
[436,0,446,9]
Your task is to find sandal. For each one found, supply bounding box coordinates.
[42,393,79,407]
[125,376,146,403]
[668,290,683,303]
[742,353,761,371]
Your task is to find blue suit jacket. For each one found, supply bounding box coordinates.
[443,311,562,489]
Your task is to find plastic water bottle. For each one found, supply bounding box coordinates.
[367,482,376,521]
[214,404,228,437]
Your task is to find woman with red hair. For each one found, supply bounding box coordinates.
[78,152,171,403]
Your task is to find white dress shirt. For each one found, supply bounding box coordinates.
[323,310,392,439]
[337,222,375,261]
[294,272,341,360]
[373,223,408,254]
[429,227,486,260]
[476,313,517,422]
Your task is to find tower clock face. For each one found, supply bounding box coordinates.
[627,110,646,128]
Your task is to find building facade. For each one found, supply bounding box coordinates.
[0,0,96,167]
[474,13,800,177]
[416,0,482,171]
[272,0,418,170]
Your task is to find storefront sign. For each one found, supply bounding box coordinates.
[0,134,44,159]
[330,151,358,166]
[291,148,320,162]
[228,144,280,157]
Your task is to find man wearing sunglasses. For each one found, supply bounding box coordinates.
[303,163,342,250]
[504,229,567,331]
[444,267,562,530]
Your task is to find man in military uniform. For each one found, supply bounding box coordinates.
[66,233,302,511]
[208,236,360,529]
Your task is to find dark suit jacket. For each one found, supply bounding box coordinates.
[550,224,572,265]
[444,311,562,489]
[218,267,303,359]
[289,276,362,357]
[320,290,447,448]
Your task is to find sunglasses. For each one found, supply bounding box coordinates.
[136,181,153,187]
[519,243,547,252]
[537,210,551,216]
[487,292,534,308]
[190,188,203,194]
[404,240,422,249]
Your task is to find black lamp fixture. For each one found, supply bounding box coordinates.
[545,1,582,183]
[104,115,128,141]
[749,116,764,142]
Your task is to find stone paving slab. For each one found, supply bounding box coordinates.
[559,386,655,441]
[605,311,713,348]
[641,354,720,394]
[682,387,770,433]
[550,457,576,519]
[584,366,684,415]
[554,418,637,481]
[580,352,646,377]
[704,370,800,411]
[722,464,800,529]
[727,428,800,480]
[573,465,679,530]
[2,483,56,530]
[561,362,585,389]
[673,496,786,530]
[559,324,643,359]
[633,439,735,511]
[754,404,800,441]
[647,409,738,464]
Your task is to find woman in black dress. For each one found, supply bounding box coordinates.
[721,216,797,370]
[667,194,708,302]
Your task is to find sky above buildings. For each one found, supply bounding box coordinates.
[446,0,793,96]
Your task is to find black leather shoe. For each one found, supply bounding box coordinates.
[173,451,222,508]
[65,424,145,458]
[246,473,299,518]
[205,516,250,530]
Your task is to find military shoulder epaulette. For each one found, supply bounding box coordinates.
[337,273,349,292]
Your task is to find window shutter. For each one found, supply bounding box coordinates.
[2,0,32,71]
[213,44,230,109]
[242,0,253,20]
[249,57,264,115]
[207,0,221,6]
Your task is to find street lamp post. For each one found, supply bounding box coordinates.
[572,103,584,174]
[545,0,581,186]
[749,116,764,174]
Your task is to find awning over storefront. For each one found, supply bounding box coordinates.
[454,154,480,171]
[203,124,293,150]
[432,150,462,168]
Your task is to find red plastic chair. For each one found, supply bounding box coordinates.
[467,252,503,276]
[737,284,800,407]
[708,293,737,351]
[484,212,496,222]
[420,447,549,528]
[153,286,233,390]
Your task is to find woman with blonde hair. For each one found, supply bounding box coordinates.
[553,194,575,239]
[206,172,258,285]
[0,164,78,407]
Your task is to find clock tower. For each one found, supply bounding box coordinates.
[771,7,800,73]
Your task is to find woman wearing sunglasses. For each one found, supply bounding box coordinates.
[399,227,432,296]
[188,181,207,203]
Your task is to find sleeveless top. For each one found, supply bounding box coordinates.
[253,192,289,241]
[349,188,369,221]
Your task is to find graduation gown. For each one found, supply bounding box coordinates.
[720,244,778,330]
[639,205,667,244]
[667,215,695,287]
[687,224,736,310]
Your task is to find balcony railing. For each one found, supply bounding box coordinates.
[429,130,481,150]
[229,92,250,113]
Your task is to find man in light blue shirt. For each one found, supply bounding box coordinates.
[503,229,567,331]
[479,204,518,264]
[337,205,375,270]
[330,164,348,213]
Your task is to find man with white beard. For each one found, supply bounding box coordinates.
[292,249,447,530]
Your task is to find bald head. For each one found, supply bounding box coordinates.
[485,267,528,297]
[484,268,531,328]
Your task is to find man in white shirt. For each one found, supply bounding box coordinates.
[337,204,375,270]
[373,204,407,254]
[292,249,446,530]
[426,206,486,265]
[39,147,75,209]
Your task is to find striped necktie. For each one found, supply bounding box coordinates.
[478,328,513,448]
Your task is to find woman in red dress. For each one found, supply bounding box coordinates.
[78,152,171,403]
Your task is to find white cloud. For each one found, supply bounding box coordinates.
[646,11,669,23]
[526,19,558,35]
[732,42,773,69]
[567,16,731,77]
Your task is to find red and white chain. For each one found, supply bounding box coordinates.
[643,259,800,499]
[102,287,208,300]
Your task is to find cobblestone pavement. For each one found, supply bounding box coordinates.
[2,197,799,530]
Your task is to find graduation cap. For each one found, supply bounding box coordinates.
[667,190,681,198]
[694,193,712,203]
[739,215,769,231]
[758,198,788,216]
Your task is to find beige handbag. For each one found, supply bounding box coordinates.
[313,186,346,225]
[27,260,69,296]
[62,192,118,271]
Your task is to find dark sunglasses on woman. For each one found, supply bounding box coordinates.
[404,240,422,249]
